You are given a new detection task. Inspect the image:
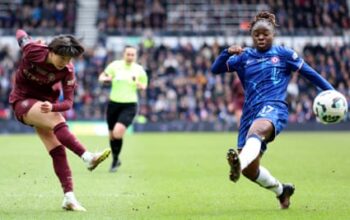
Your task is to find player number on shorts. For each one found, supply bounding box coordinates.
[260,105,274,116]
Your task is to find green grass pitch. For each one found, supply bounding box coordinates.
[0,132,349,220]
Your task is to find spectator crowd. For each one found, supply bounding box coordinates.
[1,40,349,125]
[96,0,350,35]
[96,0,167,34]
[1,0,349,36]
[0,0,77,35]
[0,0,350,126]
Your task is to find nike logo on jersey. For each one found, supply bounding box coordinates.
[246,59,255,65]
[257,58,269,62]
[246,58,269,65]
[246,57,281,66]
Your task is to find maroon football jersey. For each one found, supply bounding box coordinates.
[9,42,76,112]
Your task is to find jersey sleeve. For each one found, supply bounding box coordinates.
[226,54,242,72]
[211,49,232,74]
[298,62,334,91]
[104,61,116,78]
[284,47,334,90]
[22,43,48,63]
[138,66,148,88]
[211,48,244,73]
[16,29,48,63]
[51,65,76,112]
[285,47,304,71]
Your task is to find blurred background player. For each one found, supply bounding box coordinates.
[228,74,245,128]
[99,46,148,172]
[9,29,111,211]
[211,12,335,209]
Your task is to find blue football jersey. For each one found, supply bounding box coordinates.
[226,45,303,108]
[211,45,334,148]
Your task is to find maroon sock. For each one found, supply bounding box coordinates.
[49,145,73,193]
[53,122,86,156]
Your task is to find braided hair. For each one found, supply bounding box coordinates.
[250,11,278,33]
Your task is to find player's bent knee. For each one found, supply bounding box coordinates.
[248,121,274,141]
[112,129,124,139]
[112,123,126,139]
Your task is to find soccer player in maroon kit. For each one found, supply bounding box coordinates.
[228,75,244,128]
[9,30,111,211]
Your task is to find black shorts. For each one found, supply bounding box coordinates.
[106,101,137,130]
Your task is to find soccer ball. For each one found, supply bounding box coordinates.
[313,90,348,124]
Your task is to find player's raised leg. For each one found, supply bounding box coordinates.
[84,148,111,171]
[228,118,295,209]
[227,134,262,183]
[52,121,111,170]
[25,102,111,171]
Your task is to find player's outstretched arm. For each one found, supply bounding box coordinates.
[299,62,335,91]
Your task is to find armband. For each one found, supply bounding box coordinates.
[18,36,31,48]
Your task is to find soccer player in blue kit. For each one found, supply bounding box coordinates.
[211,12,335,209]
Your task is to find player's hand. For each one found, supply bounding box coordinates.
[35,38,46,45]
[99,73,112,84]
[132,76,146,90]
[104,74,113,82]
[135,81,146,89]
[228,45,244,55]
[103,78,112,84]
[40,101,53,113]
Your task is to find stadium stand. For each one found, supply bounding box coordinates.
[0,0,350,132]
[96,0,167,35]
[1,40,349,124]
[0,0,77,35]
[96,0,350,36]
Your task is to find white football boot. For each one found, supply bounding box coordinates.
[82,149,111,171]
[62,192,86,211]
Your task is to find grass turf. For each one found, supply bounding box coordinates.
[0,132,349,219]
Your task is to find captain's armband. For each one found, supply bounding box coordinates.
[18,36,31,48]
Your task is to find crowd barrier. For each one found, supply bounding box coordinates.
[1,120,349,135]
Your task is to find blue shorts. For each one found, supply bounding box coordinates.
[237,102,288,152]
